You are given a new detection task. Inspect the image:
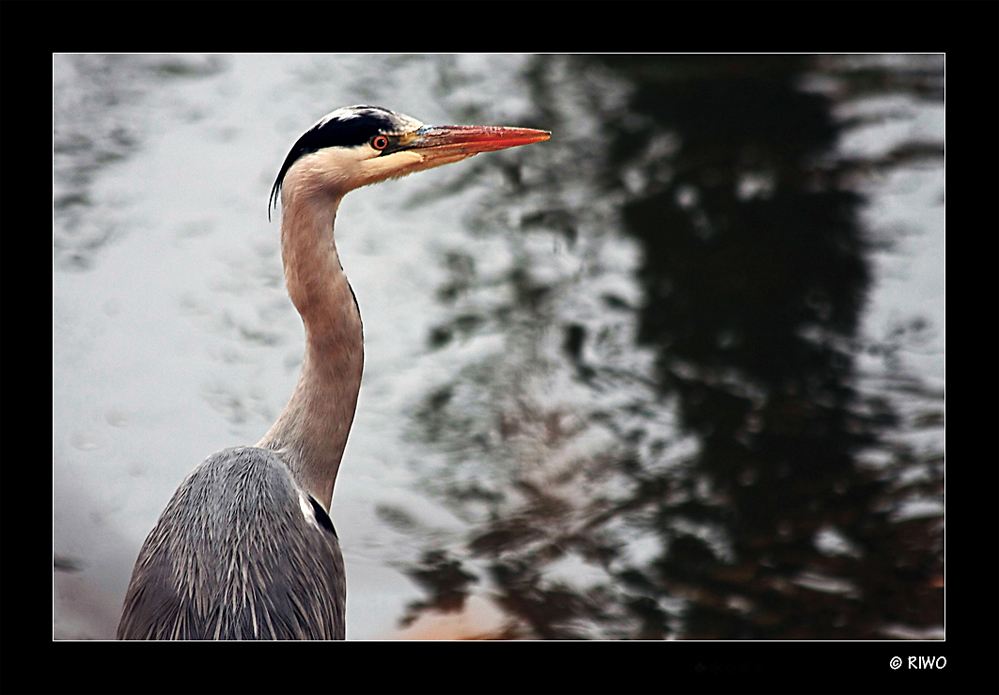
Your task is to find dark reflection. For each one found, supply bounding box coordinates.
[405,55,943,639]
[399,550,478,627]
[54,555,85,573]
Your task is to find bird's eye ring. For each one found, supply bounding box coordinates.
[371,135,389,150]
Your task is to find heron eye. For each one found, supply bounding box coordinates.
[371,135,389,151]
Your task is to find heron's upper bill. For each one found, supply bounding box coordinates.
[404,124,551,156]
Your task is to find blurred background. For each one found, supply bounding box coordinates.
[54,54,943,640]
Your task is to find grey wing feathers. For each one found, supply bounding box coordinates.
[117,447,345,640]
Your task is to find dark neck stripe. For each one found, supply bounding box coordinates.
[309,495,337,537]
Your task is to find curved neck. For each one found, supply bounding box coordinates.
[256,194,364,511]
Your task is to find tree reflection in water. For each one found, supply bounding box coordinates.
[403,55,943,640]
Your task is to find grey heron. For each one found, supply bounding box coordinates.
[116,105,550,640]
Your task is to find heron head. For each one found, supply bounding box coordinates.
[269,105,550,219]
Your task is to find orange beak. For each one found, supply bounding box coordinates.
[406,124,551,156]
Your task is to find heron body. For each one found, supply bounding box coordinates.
[116,448,346,639]
[117,105,549,640]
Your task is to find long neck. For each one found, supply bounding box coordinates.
[256,195,363,511]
